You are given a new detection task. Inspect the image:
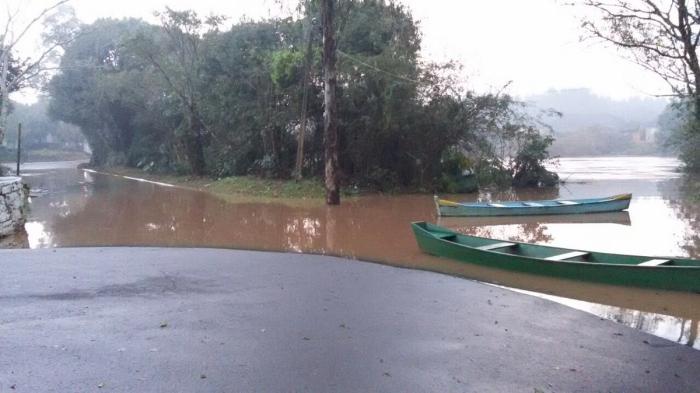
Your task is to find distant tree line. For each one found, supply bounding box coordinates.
[4,99,84,150]
[581,0,700,171]
[48,0,557,191]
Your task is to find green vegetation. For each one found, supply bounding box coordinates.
[658,101,700,172]
[208,177,325,199]
[47,0,557,193]
[680,174,700,202]
[101,166,326,200]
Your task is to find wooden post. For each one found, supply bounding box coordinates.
[15,122,21,176]
[321,0,340,205]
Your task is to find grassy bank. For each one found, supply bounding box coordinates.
[100,167,328,202]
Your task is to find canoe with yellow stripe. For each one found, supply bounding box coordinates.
[434,194,632,217]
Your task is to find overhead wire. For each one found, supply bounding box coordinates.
[336,49,421,84]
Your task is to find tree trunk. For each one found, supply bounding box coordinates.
[688,319,698,348]
[676,0,700,122]
[187,108,206,176]
[321,0,340,205]
[0,50,10,146]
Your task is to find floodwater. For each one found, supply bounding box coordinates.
[4,156,700,349]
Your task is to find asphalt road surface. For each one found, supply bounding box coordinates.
[0,248,698,392]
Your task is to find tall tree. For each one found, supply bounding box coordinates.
[294,0,316,180]
[581,0,700,113]
[134,8,225,175]
[321,0,340,205]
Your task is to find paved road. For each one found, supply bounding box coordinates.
[0,248,698,392]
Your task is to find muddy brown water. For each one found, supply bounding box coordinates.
[4,156,700,349]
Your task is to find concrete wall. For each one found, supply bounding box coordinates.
[0,177,27,237]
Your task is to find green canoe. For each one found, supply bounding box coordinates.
[412,221,700,292]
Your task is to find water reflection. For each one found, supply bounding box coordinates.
[6,157,700,349]
[507,287,699,350]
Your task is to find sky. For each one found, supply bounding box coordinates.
[5,0,671,101]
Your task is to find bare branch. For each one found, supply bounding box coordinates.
[7,0,70,49]
[580,0,700,99]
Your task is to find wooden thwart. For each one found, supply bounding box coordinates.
[545,251,589,261]
[524,202,543,207]
[477,242,516,251]
[437,233,457,240]
[638,259,671,267]
[556,200,579,205]
[489,203,507,208]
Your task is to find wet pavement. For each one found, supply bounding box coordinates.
[1,247,699,392]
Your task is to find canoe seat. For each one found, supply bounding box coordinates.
[524,202,543,207]
[556,200,579,205]
[489,203,507,208]
[638,259,671,267]
[477,242,516,251]
[436,233,458,241]
[545,251,589,261]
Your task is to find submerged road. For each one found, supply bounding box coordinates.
[0,248,698,392]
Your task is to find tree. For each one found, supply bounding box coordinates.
[321,0,340,204]
[581,1,700,106]
[49,18,159,166]
[132,8,225,175]
[0,0,77,145]
[294,0,316,180]
[47,0,558,190]
[580,0,700,171]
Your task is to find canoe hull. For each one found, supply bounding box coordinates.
[437,195,631,217]
[412,222,700,292]
[438,211,631,227]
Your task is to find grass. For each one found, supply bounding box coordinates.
[95,167,328,204]
[207,176,325,199]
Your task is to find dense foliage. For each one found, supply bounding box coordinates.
[659,101,700,171]
[48,0,556,191]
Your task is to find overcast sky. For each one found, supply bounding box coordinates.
[6,0,670,100]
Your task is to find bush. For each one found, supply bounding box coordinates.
[474,160,512,188]
[512,132,559,187]
[438,148,478,193]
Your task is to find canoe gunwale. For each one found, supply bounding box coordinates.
[436,194,632,217]
[438,194,631,209]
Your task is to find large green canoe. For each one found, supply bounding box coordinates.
[412,221,700,292]
[436,193,632,216]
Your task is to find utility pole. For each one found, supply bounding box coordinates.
[321,0,340,205]
[15,122,21,176]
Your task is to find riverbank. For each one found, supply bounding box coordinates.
[93,166,332,202]
[1,247,698,392]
